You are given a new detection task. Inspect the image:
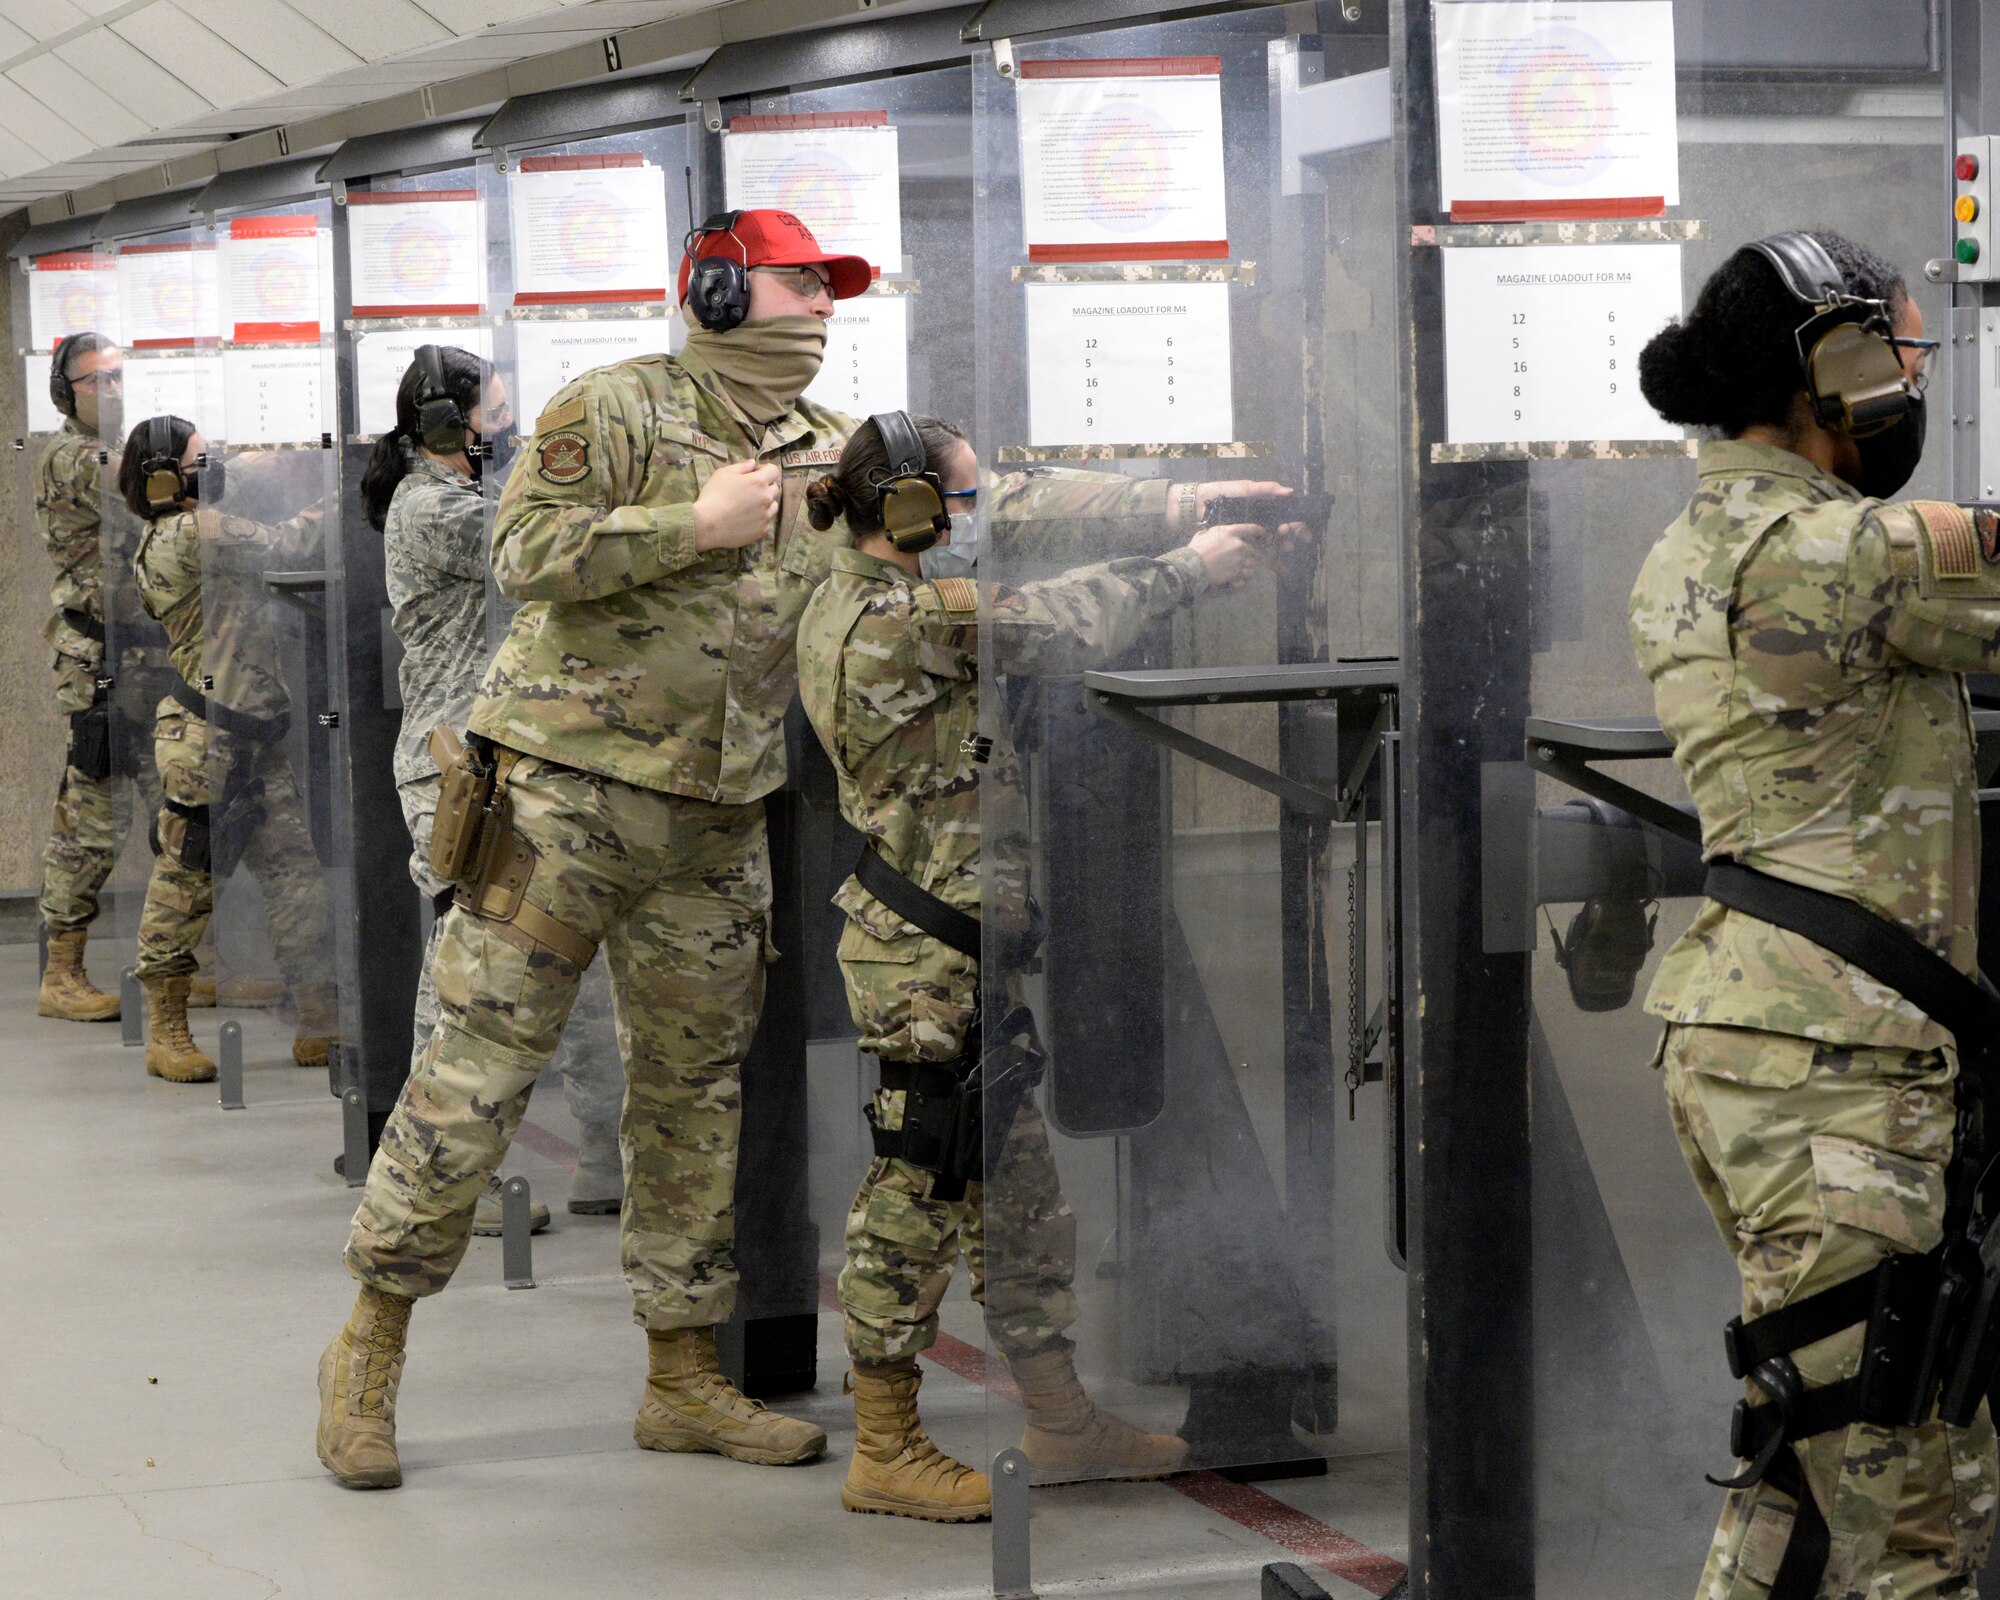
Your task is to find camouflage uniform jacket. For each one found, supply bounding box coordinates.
[133,504,325,725]
[37,417,106,713]
[383,451,487,787]
[797,543,1209,1012]
[1631,437,2000,1051]
[471,349,855,802]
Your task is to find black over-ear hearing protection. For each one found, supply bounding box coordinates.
[870,411,949,554]
[411,344,469,455]
[1745,232,1917,438]
[49,331,87,417]
[141,415,191,516]
[683,212,751,333]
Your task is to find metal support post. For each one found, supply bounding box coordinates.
[341,1089,368,1188]
[120,967,142,1047]
[217,1020,244,1110]
[990,1447,1034,1599]
[1262,1565,1334,1600]
[502,1177,536,1289]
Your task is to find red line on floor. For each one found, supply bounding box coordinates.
[812,1274,1406,1592]
[512,1119,578,1163]
[1173,1470,1407,1597]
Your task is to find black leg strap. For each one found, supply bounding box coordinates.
[1761,1446,1833,1600]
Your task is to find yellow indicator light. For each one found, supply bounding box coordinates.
[1958,195,1981,224]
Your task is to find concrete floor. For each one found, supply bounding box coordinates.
[0,943,1410,1599]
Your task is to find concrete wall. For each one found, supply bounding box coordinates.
[0,209,61,898]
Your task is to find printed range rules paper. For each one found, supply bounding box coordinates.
[347,191,483,317]
[1024,281,1232,445]
[1016,59,1229,261]
[723,122,903,274]
[1434,0,1680,218]
[510,165,672,304]
[1441,241,1683,443]
[29,252,119,350]
[116,244,219,346]
[224,215,324,343]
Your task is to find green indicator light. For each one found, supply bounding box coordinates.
[1959,238,1982,264]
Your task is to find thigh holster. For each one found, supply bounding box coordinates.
[442,740,596,971]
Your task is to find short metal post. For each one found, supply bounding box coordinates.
[121,967,143,1047]
[1262,1564,1334,1600]
[341,1089,368,1188]
[502,1177,536,1289]
[216,1020,244,1110]
[991,1447,1034,1599]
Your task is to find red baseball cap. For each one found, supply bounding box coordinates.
[676,209,873,303]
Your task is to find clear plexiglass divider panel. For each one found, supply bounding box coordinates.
[1453,1,1957,1594]
[17,238,153,956]
[698,61,980,1390]
[972,8,1408,1592]
[188,197,350,1077]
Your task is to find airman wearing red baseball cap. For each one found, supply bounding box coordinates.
[678,208,873,326]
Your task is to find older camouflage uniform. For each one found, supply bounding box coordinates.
[346,349,855,1330]
[381,449,626,1160]
[36,418,164,934]
[1630,438,2000,1599]
[798,538,1210,1365]
[129,505,334,989]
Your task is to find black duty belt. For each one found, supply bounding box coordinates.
[169,675,291,745]
[61,607,105,644]
[854,844,980,960]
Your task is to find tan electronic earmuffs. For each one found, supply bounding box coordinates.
[870,410,949,554]
[141,414,188,516]
[1746,232,1916,438]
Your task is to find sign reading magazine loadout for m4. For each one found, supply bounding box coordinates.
[1025,281,1232,445]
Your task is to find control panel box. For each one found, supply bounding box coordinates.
[1956,137,2000,281]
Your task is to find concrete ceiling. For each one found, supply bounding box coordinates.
[0,0,960,218]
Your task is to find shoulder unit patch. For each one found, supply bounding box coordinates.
[536,430,591,486]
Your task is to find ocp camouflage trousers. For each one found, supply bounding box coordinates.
[133,701,333,987]
[398,772,626,1146]
[347,754,769,1329]
[1664,1023,2000,1600]
[839,1083,1078,1366]
[39,755,159,936]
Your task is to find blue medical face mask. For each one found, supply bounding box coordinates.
[920,510,981,581]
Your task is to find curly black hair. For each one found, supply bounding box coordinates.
[1638,231,1908,436]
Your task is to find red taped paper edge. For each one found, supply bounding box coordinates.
[129,338,216,350]
[229,215,319,239]
[1018,55,1221,78]
[345,190,477,205]
[728,111,889,131]
[32,252,110,270]
[1027,240,1229,263]
[117,241,213,256]
[352,304,480,319]
[1448,197,1667,222]
[516,153,645,173]
[513,288,667,306]
[232,322,321,343]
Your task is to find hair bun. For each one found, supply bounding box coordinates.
[1638,317,1725,429]
[804,472,848,532]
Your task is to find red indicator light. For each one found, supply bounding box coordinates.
[1960,154,1982,182]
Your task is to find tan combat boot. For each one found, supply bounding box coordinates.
[316,1284,413,1489]
[291,984,339,1068]
[37,929,121,1022]
[634,1326,826,1466]
[842,1359,990,1522]
[1011,1344,1190,1485]
[142,976,216,1083]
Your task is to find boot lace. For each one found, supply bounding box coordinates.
[350,1302,410,1418]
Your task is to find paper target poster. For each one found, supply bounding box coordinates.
[224,215,324,343]
[122,354,227,435]
[221,346,323,443]
[723,116,902,274]
[1017,58,1228,263]
[1434,1,1679,219]
[29,252,119,350]
[116,243,219,347]
[1441,242,1682,443]
[354,327,493,437]
[347,190,482,317]
[513,320,677,427]
[510,160,671,305]
[1024,281,1232,445]
[803,296,909,417]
